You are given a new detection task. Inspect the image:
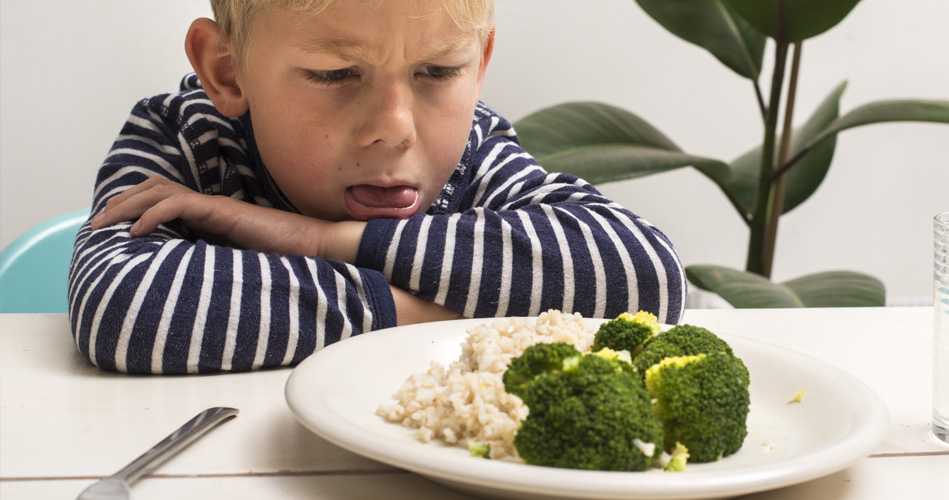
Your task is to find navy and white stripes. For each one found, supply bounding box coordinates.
[68,76,686,374]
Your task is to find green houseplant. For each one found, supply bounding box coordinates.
[513,0,949,308]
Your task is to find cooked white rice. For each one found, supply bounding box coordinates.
[376,310,595,460]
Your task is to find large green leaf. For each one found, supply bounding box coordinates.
[687,264,885,308]
[515,102,730,186]
[727,0,862,43]
[634,0,766,80]
[802,99,949,154]
[686,265,803,307]
[782,271,885,307]
[727,82,846,215]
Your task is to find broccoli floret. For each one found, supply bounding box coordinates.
[644,353,750,462]
[657,442,690,472]
[510,353,664,471]
[502,342,581,399]
[591,347,638,377]
[591,311,660,356]
[632,324,742,381]
[468,441,490,459]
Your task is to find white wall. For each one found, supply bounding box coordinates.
[1,0,212,237]
[2,0,947,302]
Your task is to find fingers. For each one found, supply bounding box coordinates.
[91,177,196,234]
[129,189,213,237]
[88,176,356,256]
[104,176,165,208]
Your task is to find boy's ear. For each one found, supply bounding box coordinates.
[475,23,496,94]
[185,18,249,117]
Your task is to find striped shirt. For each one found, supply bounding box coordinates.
[68,74,686,374]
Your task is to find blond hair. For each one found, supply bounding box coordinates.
[210,0,494,64]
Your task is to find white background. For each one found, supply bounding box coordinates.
[2,0,947,303]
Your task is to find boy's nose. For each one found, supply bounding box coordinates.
[356,80,417,149]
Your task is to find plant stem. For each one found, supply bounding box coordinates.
[761,42,803,278]
[754,81,767,120]
[746,39,789,277]
[773,144,807,178]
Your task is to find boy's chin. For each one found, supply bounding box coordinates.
[344,186,421,220]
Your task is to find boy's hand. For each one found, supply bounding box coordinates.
[90,177,365,262]
[390,286,464,325]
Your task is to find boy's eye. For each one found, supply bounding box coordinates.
[418,65,463,80]
[304,68,359,87]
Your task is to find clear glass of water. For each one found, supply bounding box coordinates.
[934,211,949,444]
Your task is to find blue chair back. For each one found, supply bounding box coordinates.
[0,209,90,313]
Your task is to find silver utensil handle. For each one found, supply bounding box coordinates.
[112,407,239,484]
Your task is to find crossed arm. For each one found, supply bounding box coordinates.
[89,176,461,325]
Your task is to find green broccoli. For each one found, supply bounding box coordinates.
[591,311,661,356]
[661,442,690,472]
[590,346,635,373]
[506,350,664,471]
[502,342,581,399]
[644,353,750,462]
[632,324,744,381]
[468,441,491,459]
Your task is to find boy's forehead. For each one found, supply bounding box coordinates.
[270,0,467,33]
[262,5,480,61]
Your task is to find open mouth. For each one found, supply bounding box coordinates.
[344,185,421,220]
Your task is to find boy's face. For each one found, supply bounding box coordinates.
[235,1,494,221]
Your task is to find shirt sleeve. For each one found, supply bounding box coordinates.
[68,95,396,375]
[355,105,687,324]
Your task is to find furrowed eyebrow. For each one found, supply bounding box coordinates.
[300,37,475,64]
[300,39,373,63]
[421,38,477,61]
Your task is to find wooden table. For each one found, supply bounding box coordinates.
[1,308,946,499]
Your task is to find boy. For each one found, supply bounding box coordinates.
[70,0,686,374]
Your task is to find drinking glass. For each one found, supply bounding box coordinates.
[934,211,949,444]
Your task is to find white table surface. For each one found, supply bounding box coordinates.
[1,308,946,499]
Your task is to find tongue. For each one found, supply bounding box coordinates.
[350,185,418,209]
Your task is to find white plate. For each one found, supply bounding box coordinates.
[285,318,890,500]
